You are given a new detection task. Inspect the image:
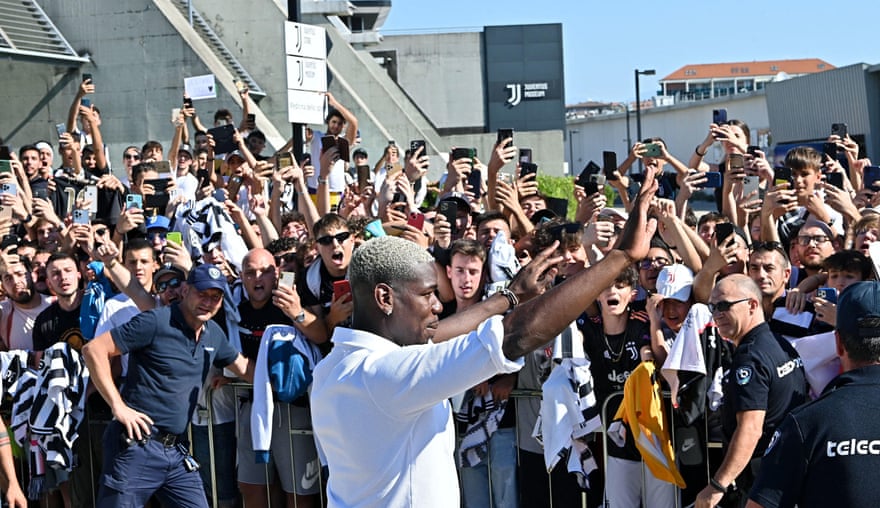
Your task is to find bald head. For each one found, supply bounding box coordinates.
[242,248,278,306]
[717,274,762,302]
[710,274,764,344]
[243,248,275,268]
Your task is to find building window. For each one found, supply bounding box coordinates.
[770,65,778,71]
[685,69,696,76]
[818,63,826,69]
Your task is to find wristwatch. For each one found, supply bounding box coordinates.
[294,311,306,323]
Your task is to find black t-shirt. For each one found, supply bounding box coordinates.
[749,365,880,508]
[297,260,345,311]
[237,299,293,360]
[33,302,84,351]
[721,322,807,456]
[579,310,651,459]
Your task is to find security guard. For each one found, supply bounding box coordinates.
[83,264,254,508]
[747,281,880,508]
[696,275,806,508]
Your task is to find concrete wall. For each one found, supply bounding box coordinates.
[566,93,770,173]
[374,33,485,130]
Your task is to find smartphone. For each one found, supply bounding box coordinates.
[336,138,350,162]
[701,172,723,188]
[171,107,181,123]
[320,135,336,153]
[125,194,143,210]
[0,161,11,175]
[0,183,16,196]
[279,271,296,289]
[584,174,606,196]
[154,161,173,178]
[816,287,838,305]
[575,164,594,189]
[741,175,759,196]
[602,151,618,179]
[713,108,728,125]
[407,212,425,231]
[277,152,293,170]
[831,123,848,138]
[774,167,792,187]
[356,165,370,191]
[183,96,193,108]
[73,209,90,225]
[82,73,92,83]
[438,200,457,234]
[715,222,735,245]
[409,140,427,157]
[388,140,396,146]
[496,128,514,148]
[825,172,844,190]
[84,185,98,213]
[451,147,476,162]
[0,146,9,160]
[213,189,227,202]
[0,234,18,251]
[55,123,67,138]
[519,148,532,164]
[822,142,838,159]
[642,143,662,158]
[246,113,256,127]
[728,153,745,171]
[165,231,182,245]
[333,279,352,303]
[864,166,880,192]
[747,145,761,158]
[467,169,483,200]
[519,162,538,179]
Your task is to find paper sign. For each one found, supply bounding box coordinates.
[287,89,326,125]
[286,55,327,93]
[184,74,217,100]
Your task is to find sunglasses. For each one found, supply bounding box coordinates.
[155,277,182,294]
[707,298,750,314]
[316,231,351,246]
[639,257,672,270]
[124,153,141,160]
[275,252,297,264]
[750,241,782,251]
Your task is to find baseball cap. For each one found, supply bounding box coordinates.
[838,281,880,338]
[352,147,368,159]
[178,144,193,156]
[656,264,694,302]
[530,209,558,225]
[226,150,245,162]
[186,264,227,292]
[599,208,628,221]
[438,191,471,211]
[153,264,186,284]
[146,215,170,231]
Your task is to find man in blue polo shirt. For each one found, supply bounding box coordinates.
[83,264,253,508]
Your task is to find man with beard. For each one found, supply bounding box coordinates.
[0,257,52,350]
[30,249,52,295]
[790,219,837,286]
[33,252,85,351]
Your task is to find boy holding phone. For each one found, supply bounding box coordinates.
[308,92,359,205]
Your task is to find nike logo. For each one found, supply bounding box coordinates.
[301,459,320,490]
[681,438,696,452]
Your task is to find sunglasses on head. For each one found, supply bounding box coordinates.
[275,252,297,264]
[316,231,351,246]
[155,277,182,294]
[548,223,581,239]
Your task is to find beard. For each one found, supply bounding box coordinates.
[10,287,33,304]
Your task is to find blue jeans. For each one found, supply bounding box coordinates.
[460,427,519,508]
[97,421,208,508]
[191,422,238,502]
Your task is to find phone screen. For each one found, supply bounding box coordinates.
[715,223,735,245]
[496,128,513,148]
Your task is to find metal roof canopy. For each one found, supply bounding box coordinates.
[0,0,89,65]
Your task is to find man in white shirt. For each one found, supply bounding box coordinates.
[311,169,661,507]
[0,258,52,351]
[307,92,358,205]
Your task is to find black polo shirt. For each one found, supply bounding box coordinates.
[110,303,239,435]
[749,365,880,508]
[721,322,807,456]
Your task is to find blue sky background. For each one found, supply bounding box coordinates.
[383,0,880,104]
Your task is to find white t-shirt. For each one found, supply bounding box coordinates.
[0,295,53,350]
[312,316,522,508]
[308,130,347,193]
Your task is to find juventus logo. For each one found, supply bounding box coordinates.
[296,60,306,88]
[506,83,522,107]
[292,24,305,54]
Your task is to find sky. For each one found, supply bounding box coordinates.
[382,0,880,105]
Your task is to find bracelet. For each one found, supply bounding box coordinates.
[317,177,329,185]
[695,145,707,157]
[709,477,728,494]
[498,288,519,311]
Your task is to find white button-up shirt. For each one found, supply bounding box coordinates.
[312,316,522,508]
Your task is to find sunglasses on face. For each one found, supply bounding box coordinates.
[155,277,182,294]
[639,257,671,270]
[316,231,351,246]
[707,298,750,314]
[124,153,141,160]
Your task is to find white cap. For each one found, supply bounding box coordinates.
[656,264,694,302]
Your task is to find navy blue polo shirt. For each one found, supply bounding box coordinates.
[111,303,239,435]
[750,365,880,508]
[721,322,807,456]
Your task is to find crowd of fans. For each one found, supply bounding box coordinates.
[0,72,877,508]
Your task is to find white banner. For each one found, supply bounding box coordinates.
[284,21,327,60]
[184,74,216,100]
[287,89,326,125]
